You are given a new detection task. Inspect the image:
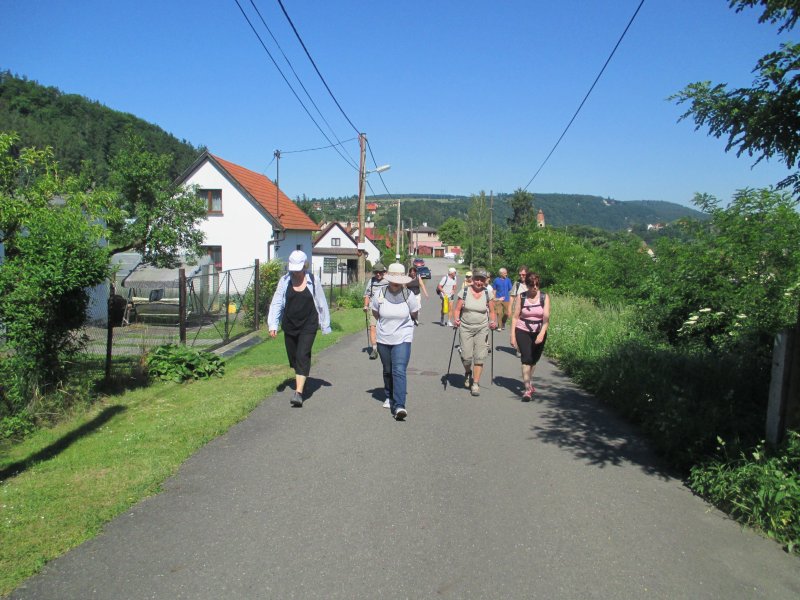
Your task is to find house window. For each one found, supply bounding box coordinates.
[203,246,222,271]
[198,189,222,214]
[323,257,337,273]
[331,237,341,247]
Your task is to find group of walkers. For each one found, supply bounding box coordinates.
[268,250,550,418]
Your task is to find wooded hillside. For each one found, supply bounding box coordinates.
[0,72,201,183]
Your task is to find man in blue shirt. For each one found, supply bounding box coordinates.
[492,267,513,331]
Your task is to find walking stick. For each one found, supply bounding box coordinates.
[364,309,370,352]
[490,327,494,385]
[443,326,459,390]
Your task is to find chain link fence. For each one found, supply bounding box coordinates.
[81,262,259,383]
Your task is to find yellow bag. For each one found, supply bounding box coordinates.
[442,294,449,314]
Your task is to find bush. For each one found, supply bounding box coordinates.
[335,282,366,309]
[242,260,285,328]
[689,432,800,553]
[146,344,225,382]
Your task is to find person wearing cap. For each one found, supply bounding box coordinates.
[437,267,459,326]
[371,263,420,420]
[363,262,388,359]
[268,250,332,407]
[461,271,473,292]
[453,267,497,396]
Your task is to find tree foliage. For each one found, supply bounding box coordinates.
[672,1,800,194]
[465,191,491,267]
[507,188,535,229]
[107,133,206,268]
[436,217,466,247]
[0,133,113,413]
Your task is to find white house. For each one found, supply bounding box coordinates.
[176,152,319,271]
[312,222,359,286]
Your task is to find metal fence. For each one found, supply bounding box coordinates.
[82,262,259,382]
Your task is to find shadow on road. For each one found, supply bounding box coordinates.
[302,378,332,399]
[0,405,127,481]
[528,364,676,479]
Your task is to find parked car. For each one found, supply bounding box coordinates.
[412,258,426,267]
[417,266,431,279]
[444,252,456,260]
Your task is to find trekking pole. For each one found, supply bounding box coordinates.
[490,327,494,385]
[364,309,370,352]
[443,326,459,390]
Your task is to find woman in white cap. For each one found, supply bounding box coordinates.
[371,263,420,420]
[437,267,458,326]
[268,250,331,407]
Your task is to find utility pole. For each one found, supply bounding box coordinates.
[396,199,401,257]
[489,190,494,268]
[357,134,367,283]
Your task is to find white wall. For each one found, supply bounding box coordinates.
[186,162,274,271]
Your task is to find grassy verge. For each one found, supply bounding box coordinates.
[547,294,799,552]
[0,308,364,595]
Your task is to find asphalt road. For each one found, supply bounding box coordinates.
[12,264,800,599]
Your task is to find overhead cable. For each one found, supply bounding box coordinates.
[247,0,359,170]
[276,0,361,136]
[232,0,358,171]
[522,0,646,191]
[367,140,396,204]
[281,137,358,154]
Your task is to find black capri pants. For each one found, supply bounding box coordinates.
[284,331,317,377]
[517,329,547,366]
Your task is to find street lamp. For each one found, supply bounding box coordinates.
[357,133,391,282]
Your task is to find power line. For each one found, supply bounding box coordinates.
[247,0,359,170]
[276,0,361,136]
[522,0,646,191]
[281,137,358,154]
[232,0,358,171]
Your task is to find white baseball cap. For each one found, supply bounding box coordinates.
[287,250,307,271]
[448,267,457,273]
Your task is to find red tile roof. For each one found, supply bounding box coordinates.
[210,154,319,231]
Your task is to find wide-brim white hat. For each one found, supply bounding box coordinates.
[385,262,412,285]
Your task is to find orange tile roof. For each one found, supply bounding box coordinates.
[210,154,319,231]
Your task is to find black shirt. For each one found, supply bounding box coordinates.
[282,285,319,334]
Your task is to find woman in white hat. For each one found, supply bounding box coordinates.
[370,263,420,421]
[268,250,331,407]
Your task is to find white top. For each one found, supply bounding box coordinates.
[371,288,421,345]
[439,275,458,297]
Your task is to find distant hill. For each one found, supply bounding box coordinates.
[319,193,707,232]
[0,71,202,183]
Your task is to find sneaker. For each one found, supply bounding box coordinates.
[521,389,532,402]
[470,383,480,396]
[383,398,390,409]
[290,391,304,407]
[464,371,472,388]
[447,321,453,327]
[369,346,378,360]
[394,407,407,421]
[516,350,521,358]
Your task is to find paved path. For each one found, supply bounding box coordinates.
[12,269,800,599]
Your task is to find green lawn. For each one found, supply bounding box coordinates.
[0,308,364,596]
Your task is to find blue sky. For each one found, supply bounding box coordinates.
[2,0,795,206]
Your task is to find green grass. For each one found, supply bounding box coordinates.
[0,307,364,596]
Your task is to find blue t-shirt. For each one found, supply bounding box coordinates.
[493,276,513,301]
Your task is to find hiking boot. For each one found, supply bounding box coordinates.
[470,383,480,396]
[369,346,378,360]
[290,391,304,407]
[394,407,407,421]
[464,371,472,388]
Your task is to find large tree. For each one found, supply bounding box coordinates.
[0,132,114,411]
[436,217,466,247]
[671,1,800,194]
[507,188,535,229]
[465,191,491,267]
[107,133,206,267]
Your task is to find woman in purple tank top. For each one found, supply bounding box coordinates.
[510,272,550,401]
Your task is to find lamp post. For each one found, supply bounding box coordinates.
[357,133,390,282]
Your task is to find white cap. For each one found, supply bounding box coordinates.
[448,267,457,273]
[287,250,307,272]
